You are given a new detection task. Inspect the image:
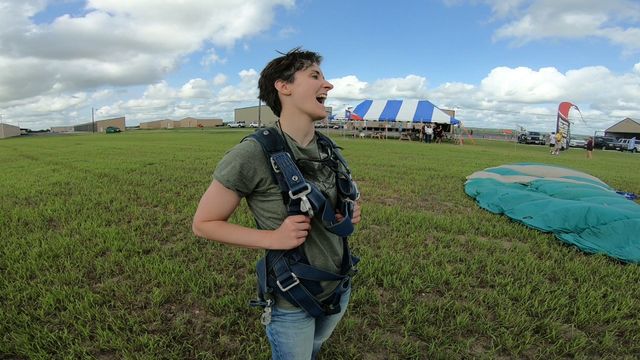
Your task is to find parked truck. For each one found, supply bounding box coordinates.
[517,131,546,145]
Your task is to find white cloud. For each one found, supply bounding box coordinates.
[0,0,294,104]
[329,75,368,100]
[179,78,211,99]
[324,61,640,134]
[238,69,258,82]
[91,89,115,101]
[216,69,258,102]
[479,66,565,102]
[144,82,177,100]
[489,0,640,52]
[201,48,227,67]
[3,0,640,133]
[278,26,297,38]
[213,73,228,86]
[445,63,640,133]
[368,75,428,99]
[486,0,528,19]
[328,75,429,101]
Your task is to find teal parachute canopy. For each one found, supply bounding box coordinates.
[465,163,640,263]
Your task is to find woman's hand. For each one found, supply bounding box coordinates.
[268,215,311,250]
[335,201,361,225]
[351,201,361,225]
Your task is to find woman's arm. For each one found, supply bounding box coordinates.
[192,180,311,250]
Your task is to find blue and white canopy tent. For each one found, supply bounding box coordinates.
[351,99,460,124]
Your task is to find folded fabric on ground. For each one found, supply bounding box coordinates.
[465,163,640,263]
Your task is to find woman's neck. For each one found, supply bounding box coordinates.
[279,114,315,147]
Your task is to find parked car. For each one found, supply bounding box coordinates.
[248,122,260,128]
[227,122,245,128]
[569,138,586,148]
[593,136,621,150]
[517,131,546,145]
[617,138,639,153]
[105,126,121,133]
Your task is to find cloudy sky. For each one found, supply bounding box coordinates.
[1,0,639,134]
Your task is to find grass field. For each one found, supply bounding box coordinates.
[2,129,640,359]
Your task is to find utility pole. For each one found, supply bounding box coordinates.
[257,100,261,127]
[92,107,95,133]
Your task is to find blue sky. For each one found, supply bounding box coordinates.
[1,0,639,134]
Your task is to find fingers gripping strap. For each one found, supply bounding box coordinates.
[250,128,357,236]
[269,151,355,237]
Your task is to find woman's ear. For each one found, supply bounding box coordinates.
[275,80,291,96]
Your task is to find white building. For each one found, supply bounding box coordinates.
[0,123,21,139]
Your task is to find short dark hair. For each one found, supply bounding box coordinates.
[258,47,322,117]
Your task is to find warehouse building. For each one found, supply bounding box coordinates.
[0,123,21,139]
[139,117,223,130]
[604,117,640,139]
[50,126,75,133]
[139,119,175,130]
[234,104,332,126]
[74,116,126,133]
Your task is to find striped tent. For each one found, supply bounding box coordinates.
[351,99,460,124]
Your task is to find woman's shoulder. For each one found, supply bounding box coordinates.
[217,138,268,169]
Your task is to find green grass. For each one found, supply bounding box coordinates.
[2,129,640,359]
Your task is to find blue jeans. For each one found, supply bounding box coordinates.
[265,286,351,360]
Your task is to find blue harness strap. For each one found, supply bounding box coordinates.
[245,127,360,318]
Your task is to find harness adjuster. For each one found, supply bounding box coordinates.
[270,156,282,173]
[288,183,311,199]
[276,272,300,292]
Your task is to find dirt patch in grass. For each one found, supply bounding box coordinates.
[95,351,117,360]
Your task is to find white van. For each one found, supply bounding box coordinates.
[617,138,639,153]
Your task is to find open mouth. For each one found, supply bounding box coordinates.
[316,94,326,104]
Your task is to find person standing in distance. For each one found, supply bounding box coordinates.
[586,136,594,159]
[192,48,362,359]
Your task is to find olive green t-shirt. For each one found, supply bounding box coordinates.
[213,130,344,308]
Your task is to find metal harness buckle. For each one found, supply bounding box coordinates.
[270,157,281,173]
[289,184,314,217]
[270,152,293,174]
[276,273,300,292]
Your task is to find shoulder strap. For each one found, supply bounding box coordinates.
[245,127,355,235]
[244,127,286,156]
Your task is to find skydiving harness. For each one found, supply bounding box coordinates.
[245,126,360,322]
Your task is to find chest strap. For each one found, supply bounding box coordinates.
[269,150,355,237]
[248,128,359,237]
